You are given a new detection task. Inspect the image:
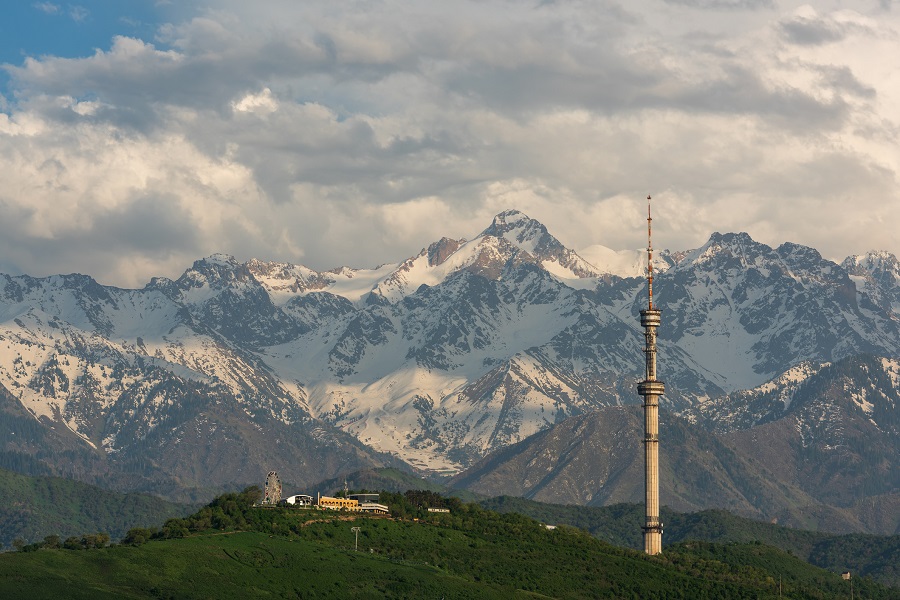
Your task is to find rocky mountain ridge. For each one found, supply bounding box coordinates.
[452,354,900,534]
[0,210,898,507]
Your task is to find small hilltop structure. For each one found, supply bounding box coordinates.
[257,472,389,514]
[316,493,390,514]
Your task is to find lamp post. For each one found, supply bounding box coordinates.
[351,526,361,551]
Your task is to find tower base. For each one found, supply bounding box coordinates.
[642,524,663,555]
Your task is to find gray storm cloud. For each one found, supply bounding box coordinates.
[0,0,898,287]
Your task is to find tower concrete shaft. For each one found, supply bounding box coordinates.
[637,195,664,555]
[638,310,664,555]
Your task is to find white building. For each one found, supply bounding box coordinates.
[281,494,314,506]
[360,502,390,514]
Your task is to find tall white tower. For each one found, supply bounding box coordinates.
[637,195,664,555]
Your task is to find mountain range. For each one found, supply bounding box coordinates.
[0,209,897,531]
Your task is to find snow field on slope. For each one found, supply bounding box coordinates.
[323,357,579,473]
[324,264,399,303]
[103,290,185,339]
[135,325,251,388]
[308,368,471,472]
[257,298,584,473]
[373,246,466,303]
[0,315,222,442]
[266,283,582,388]
[753,362,826,410]
[0,326,62,422]
[540,260,598,289]
[373,236,524,302]
[305,349,588,473]
[578,245,650,278]
[0,285,95,332]
[246,262,323,304]
[667,282,767,391]
[0,293,310,444]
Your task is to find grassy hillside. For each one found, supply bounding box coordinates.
[0,488,894,599]
[1,533,524,599]
[482,496,900,587]
[0,467,193,548]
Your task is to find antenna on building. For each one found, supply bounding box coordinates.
[647,195,653,310]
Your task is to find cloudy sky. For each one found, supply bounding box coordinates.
[1,0,898,287]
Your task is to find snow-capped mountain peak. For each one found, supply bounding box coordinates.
[481,209,550,253]
[842,250,900,317]
[479,210,602,281]
[170,254,245,290]
[677,231,772,271]
[843,250,900,282]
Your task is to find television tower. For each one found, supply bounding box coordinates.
[637,195,664,555]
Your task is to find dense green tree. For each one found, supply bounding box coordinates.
[63,536,81,550]
[123,527,156,546]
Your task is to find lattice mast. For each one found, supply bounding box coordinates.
[637,195,664,555]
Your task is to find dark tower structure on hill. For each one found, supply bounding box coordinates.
[637,195,664,555]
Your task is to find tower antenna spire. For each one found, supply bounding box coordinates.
[647,195,653,310]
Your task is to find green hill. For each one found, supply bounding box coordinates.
[304,467,448,497]
[0,488,894,599]
[481,496,900,587]
[0,467,194,548]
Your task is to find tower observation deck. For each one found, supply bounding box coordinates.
[637,195,664,555]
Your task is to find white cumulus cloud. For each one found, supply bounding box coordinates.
[232,88,278,114]
[0,0,898,286]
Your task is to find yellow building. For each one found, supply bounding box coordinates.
[317,496,360,511]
